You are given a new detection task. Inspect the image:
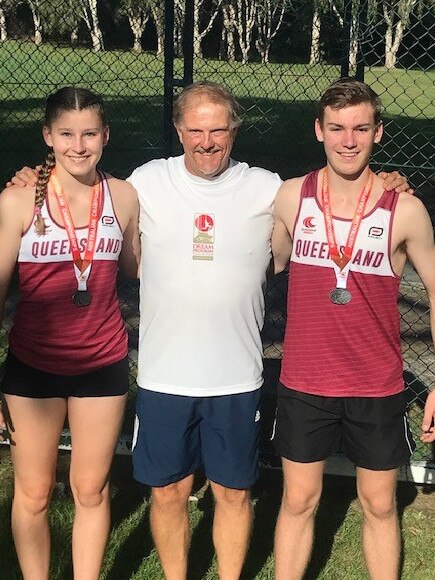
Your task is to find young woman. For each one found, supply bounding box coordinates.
[0,87,139,580]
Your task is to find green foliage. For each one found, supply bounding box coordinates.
[39,0,82,36]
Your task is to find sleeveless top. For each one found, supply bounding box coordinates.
[280,170,403,397]
[8,172,127,375]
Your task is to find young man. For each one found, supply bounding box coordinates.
[271,79,435,580]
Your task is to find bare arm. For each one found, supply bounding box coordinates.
[272,213,293,275]
[399,195,435,442]
[118,200,141,279]
[272,177,304,274]
[0,187,28,437]
[7,166,412,194]
[108,178,141,279]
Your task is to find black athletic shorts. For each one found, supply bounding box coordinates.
[272,383,416,471]
[1,351,129,398]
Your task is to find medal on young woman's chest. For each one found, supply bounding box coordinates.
[50,171,102,307]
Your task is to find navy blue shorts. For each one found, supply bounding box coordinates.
[1,351,129,398]
[132,388,261,488]
[273,383,415,470]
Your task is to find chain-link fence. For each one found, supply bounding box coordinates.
[0,0,434,472]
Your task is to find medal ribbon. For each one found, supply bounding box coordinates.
[50,170,102,291]
[322,168,373,277]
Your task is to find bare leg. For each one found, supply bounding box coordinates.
[150,475,194,580]
[274,459,324,580]
[356,467,400,580]
[5,394,67,580]
[68,394,127,580]
[210,481,252,580]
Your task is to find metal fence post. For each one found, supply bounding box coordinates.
[341,0,352,78]
[356,0,368,82]
[183,0,194,86]
[163,0,175,158]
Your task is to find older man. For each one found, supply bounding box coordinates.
[128,82,281,579]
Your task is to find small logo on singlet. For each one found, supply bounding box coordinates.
[102,216,115,226]
[302,216,316,233]
[193,213,215,261]
[368,226,384,238]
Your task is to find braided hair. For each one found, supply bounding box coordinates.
[34,151,56,235]
[34,87,107,236]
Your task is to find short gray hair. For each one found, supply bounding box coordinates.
[173,81,242,129]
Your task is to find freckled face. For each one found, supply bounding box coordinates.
[176,98,237,179]
[315,103,383,179]
[43,108,109,179]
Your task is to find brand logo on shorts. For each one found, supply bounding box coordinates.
[193,213,215,261]
[255,410,261,422]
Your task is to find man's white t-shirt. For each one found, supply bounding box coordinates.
[128,155,281,396]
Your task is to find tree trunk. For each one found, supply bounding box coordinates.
[128,14,148,53]
[383,0,417,69]
[194,0,223,59]
[193,0,202,58]
[222,4,236,61]
[391,19,406,60]
[255,0,285,63]
[87,0,104,51]
[71,26,78,45]
[309,7,321,65]
[151,4,165,56]
[0,7,7,42]
[384,6,394,68]
[349,4,359,68]
[233,0,257,64]
[28,1,43,45]
[173,0,184,56]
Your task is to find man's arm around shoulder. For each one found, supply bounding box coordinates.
[272,176,305,274]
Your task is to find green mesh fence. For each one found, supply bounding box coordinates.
[0,0,434,468]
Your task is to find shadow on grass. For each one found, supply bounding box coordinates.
[404,369,435,495]
[190,480,216,580]
[106,456,154,580]
[0,478,18,580]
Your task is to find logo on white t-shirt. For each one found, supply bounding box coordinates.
[193,213,215,261]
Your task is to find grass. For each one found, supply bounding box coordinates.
[0,450,434,579]
[0,40,434,198]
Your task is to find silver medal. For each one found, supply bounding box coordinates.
[330,288,352,305]
[72,290,92,307]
